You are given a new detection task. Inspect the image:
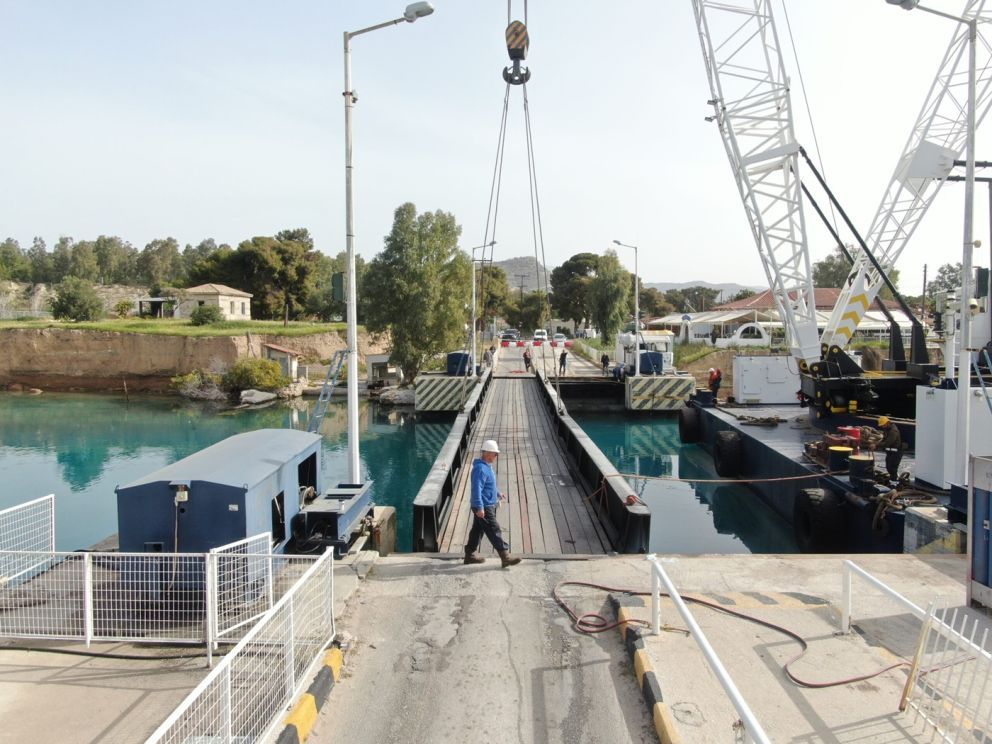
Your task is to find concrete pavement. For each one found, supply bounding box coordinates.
[310,555,658,744]
[307,552,978,744]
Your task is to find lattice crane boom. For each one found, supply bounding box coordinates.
[823,1,992,349]
[691,0,821,367]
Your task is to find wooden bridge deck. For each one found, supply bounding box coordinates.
[438,346,611,556]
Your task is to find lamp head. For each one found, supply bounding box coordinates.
[885,0,919,9]
[612,240,621,245]
[404,2,434,22]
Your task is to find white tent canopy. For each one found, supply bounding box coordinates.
[647,308,914,334]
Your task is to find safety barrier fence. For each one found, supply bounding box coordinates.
[0,494,54,553]
[0,548,320,663]
[0,494,55,587]
[645,554,771,744]
[841,560,992,742]
[146,549,335,744]
[210,533,274,644]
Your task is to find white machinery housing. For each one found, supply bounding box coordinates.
[732,355,800,405]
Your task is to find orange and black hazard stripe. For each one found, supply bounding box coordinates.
[505,20,529,60]
[609,595,682,744]
[275,646,344,744]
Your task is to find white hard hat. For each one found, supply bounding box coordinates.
[481,440,500,454]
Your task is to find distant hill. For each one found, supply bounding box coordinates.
[493,257,549,294]
[645,280,764,304]
[486,263,761,301]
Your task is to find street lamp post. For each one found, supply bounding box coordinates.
[470,241,496,374]
[613,240,640,377]
[343,2,434,484]
[886,0,976,485]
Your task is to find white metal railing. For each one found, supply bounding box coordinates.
[904,603,992,742]
[646,554,771,744]
[0,549,319,655]
[841,560,992,741]
[0,494,54,552]
[146,549,336,744]
[841,560,991,656]
[209,533,274,645]
[0,495,55,589]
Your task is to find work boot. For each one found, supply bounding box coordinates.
[464,548,485,565]
[498,550,521,568]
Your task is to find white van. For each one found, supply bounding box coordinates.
[533,329,548,341]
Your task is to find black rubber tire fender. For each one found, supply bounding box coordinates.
[793,487,846,553]
[678,405,701,444]
[713,430,743,477]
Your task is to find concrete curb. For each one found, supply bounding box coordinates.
[275,646,344,744]
[609,594,682,744]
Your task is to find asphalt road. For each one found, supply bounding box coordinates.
[494,341,603,377]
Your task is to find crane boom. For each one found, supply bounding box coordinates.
[691,0,820,366]
[823,1,992,349]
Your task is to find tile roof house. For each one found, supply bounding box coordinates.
[175,284,253,320]
[712,288,899,312]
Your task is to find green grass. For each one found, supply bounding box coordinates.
[569,338,604,364]
[0,317,350,337]
[674,343,720,367]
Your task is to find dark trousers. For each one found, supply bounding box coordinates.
[885,448,903,479]
[466,505,508,553]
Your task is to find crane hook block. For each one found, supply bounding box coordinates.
[503,20,531,85]
[505,21,529,60]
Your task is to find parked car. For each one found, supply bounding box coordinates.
[552,333,567,343]
[533,329,548,341]
[500,328,520,341]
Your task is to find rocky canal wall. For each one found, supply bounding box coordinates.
[0,328,388,392]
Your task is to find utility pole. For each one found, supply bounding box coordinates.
[515,273,528,304]
[922,263,928,328]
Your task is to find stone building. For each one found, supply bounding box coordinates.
[174,284,253,320]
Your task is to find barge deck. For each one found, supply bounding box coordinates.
[685,402,940,553]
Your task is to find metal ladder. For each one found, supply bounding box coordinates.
[307,350,347,434]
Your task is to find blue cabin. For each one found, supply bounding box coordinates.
[116,429,322,554]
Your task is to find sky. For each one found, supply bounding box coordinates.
[2,1,990,296]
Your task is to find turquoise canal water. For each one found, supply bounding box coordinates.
[1,393,795,555]
[0,393,452,552]
[574,412,798,554]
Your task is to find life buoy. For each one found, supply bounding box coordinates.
[793,488,845,553]
[678,405,701,443]
[713,430,742,477]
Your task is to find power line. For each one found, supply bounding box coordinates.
[515,273,529,303]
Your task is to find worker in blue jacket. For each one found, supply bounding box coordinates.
[464,439,522,568]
